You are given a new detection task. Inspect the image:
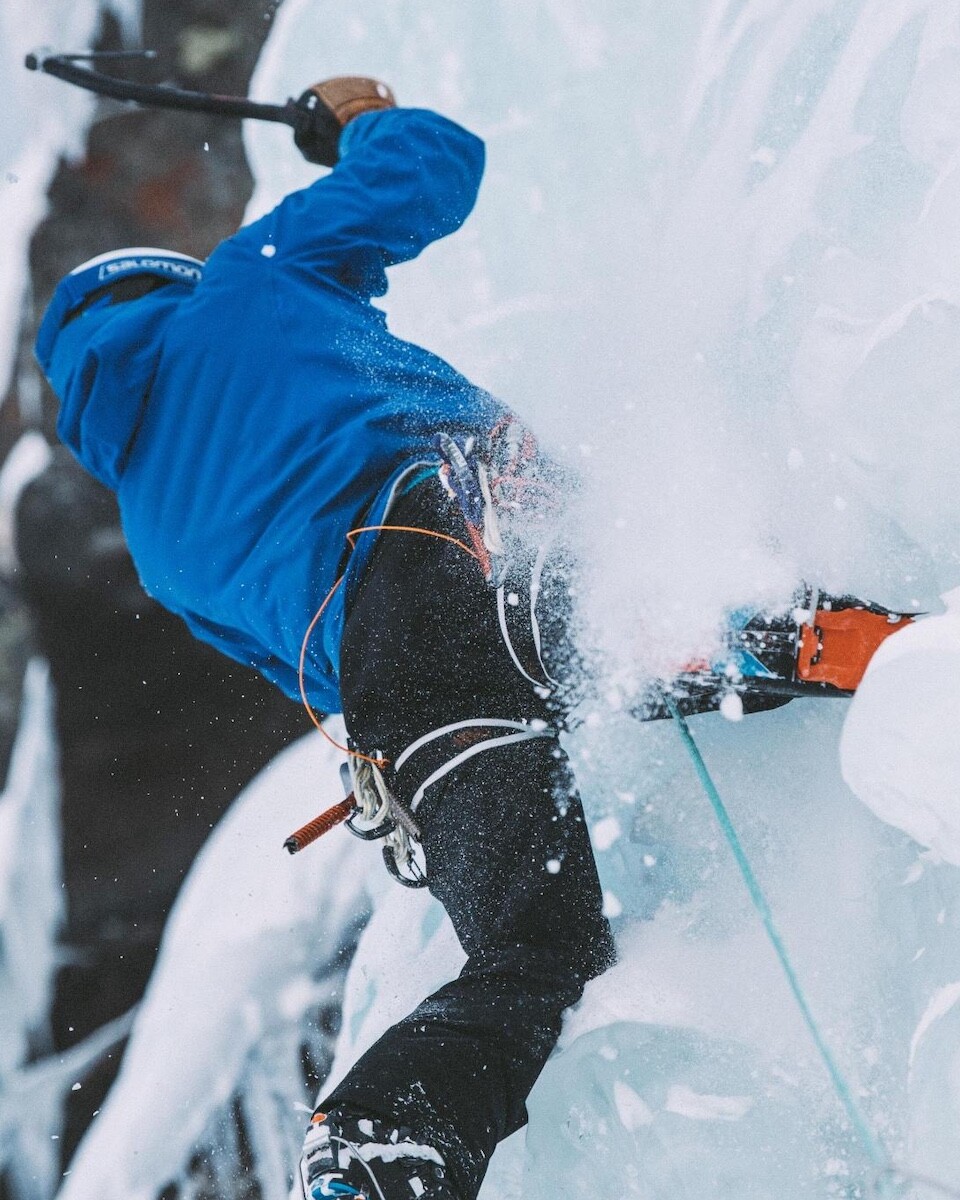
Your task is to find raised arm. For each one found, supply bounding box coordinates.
[231,105,485,298]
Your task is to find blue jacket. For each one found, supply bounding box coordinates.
[36,109,508,712]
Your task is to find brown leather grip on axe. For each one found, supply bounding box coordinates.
[307,77,396,127]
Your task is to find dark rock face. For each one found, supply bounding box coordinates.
[3,0,320,1178]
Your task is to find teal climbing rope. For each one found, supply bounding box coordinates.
[662,695,894,1187]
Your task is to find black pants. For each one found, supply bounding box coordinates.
[322,478,616,1199]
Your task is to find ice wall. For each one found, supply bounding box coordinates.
[246,0,960,686]
[0,661,64,1200]
[241,4,960,1198]
[39,3,960,1199]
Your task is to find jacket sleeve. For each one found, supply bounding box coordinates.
[231,107,485,297]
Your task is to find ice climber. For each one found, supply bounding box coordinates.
[35,71,919,1200]
[36,78,618,1200]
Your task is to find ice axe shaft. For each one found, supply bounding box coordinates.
[25,49,300,128]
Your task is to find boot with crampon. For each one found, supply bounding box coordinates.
[299,1110,458,1200]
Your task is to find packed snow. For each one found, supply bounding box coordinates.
[842,587,960,865]
[0,661,64,1199]
[3,1,960,1199]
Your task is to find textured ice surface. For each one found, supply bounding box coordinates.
[246,4,960,1193]
[247,0,960,686]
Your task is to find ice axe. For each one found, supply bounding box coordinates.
[23,49,388,165]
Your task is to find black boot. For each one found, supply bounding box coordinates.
[299,1109,458,1200]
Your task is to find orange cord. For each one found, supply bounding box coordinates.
[297,522,483,766]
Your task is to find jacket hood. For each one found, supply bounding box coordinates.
[36,248,204,489]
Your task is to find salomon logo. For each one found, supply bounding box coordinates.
[97,257,203,283]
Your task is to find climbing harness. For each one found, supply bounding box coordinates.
[664,694,960,1200]
[438,423,563,693]
[393,717,557,814]
[494,541,561,693]
[287,422,564,884]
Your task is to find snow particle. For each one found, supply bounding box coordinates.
[545,858,561,874]
[261,244,277,258]
[602,890,622,918]
[507,591,520,606]
[592,816,622,852]
[719,692,744,722]
[71,1082,82,1092]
